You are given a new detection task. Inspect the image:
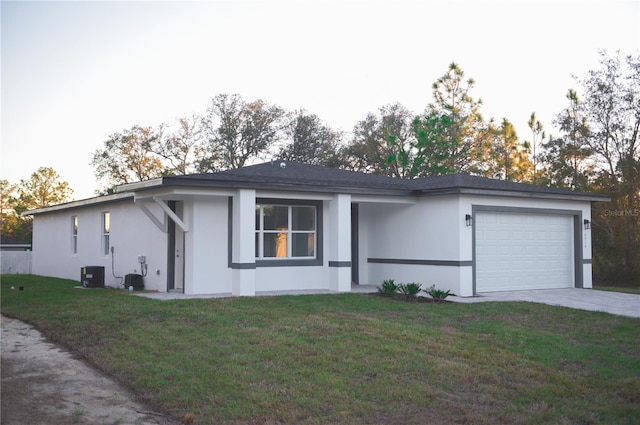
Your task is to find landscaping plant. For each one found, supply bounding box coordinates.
[398,282,422,301]
[377,279,399,297]
[424,284,451,303]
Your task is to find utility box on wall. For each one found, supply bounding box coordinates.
[125,273,144,290]
[81,266,105,288]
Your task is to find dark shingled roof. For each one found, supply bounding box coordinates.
[164,160,413,193]
[159,161,607,200]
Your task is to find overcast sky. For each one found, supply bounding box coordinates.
[2,0,639,200]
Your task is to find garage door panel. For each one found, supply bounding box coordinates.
[476,212,574,292]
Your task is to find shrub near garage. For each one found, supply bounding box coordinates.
[397,282,422,301]
[424,284,451,303]
[378,279,452,303]
[377,279,400,297]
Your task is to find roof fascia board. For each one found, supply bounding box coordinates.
[256,191,334,201]
[134,187,236,201]
[417,187,610,202]
[160,178,414,196]
[164,178,608,201]
[114,178,164,193]
[24,192,135,216]
[351,194,418,204]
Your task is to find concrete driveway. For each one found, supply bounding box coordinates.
[450,288,640,318]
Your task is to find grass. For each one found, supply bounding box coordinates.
[594,285,640,295]
[2,274,639,425]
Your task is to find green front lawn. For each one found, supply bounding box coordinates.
[2,275,639,424]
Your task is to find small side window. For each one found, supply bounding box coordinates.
[71,215,78,254]
[102,212,110,255]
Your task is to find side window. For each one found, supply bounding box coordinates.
[71,215,78,254]
[102,212,110,255]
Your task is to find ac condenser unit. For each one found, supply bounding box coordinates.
[125,273,144,290]
[81,266,105,288]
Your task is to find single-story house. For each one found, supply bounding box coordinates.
[26,161,609,297]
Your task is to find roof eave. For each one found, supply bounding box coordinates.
[155,177,415,197]
[417,187,611,202]
[115,178,164,193]
[24,192,135,216]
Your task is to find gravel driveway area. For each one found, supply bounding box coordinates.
[0,315,177,425]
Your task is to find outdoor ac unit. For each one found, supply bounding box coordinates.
[81,266,105,288]
[124,274,144,290]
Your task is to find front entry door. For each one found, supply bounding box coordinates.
[351,203,359,285]
[167,201,185,293]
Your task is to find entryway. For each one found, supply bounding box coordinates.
[167,201,185,293]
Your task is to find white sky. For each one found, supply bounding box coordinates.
[2,0,639,200]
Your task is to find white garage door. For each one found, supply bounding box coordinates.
[475,212,574,292]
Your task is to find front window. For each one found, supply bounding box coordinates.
[255,204,316,259]
[102,212,110,255]
[71,215,78,254]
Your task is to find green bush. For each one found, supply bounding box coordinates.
[424,284,451,303]
[377,279,399,297]
[398,282,422,301]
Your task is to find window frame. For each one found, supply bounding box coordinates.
[254,198,323,267]
[102,212,110,256]
[71,215,78,254]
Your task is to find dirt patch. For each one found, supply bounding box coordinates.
[1,315,178,425]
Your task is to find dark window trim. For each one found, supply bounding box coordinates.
[228,197,323,268]
[329,261,351,267]
[367,258,472,266]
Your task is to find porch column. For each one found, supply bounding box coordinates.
[231,189,256,296]
[329,194,352,292]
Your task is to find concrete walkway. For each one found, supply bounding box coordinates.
[135,286,639,318]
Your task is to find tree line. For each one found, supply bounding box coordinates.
[1,167,74,242]
[89,63,537,190]
[1,51,637,285]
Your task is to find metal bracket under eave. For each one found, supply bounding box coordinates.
[153,197,189,232]
[134,198,189,233]
[135,199,168,233]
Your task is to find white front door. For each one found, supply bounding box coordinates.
[173,202,185,292]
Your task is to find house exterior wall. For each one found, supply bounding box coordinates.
[357,194,593,297]
[358,196,466,295]
[231,192,349,294]
[30,184,595,297]
[255,266,329,292]
[184,196,232,294]
[32,199,168,290]
[460,194,593,294]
